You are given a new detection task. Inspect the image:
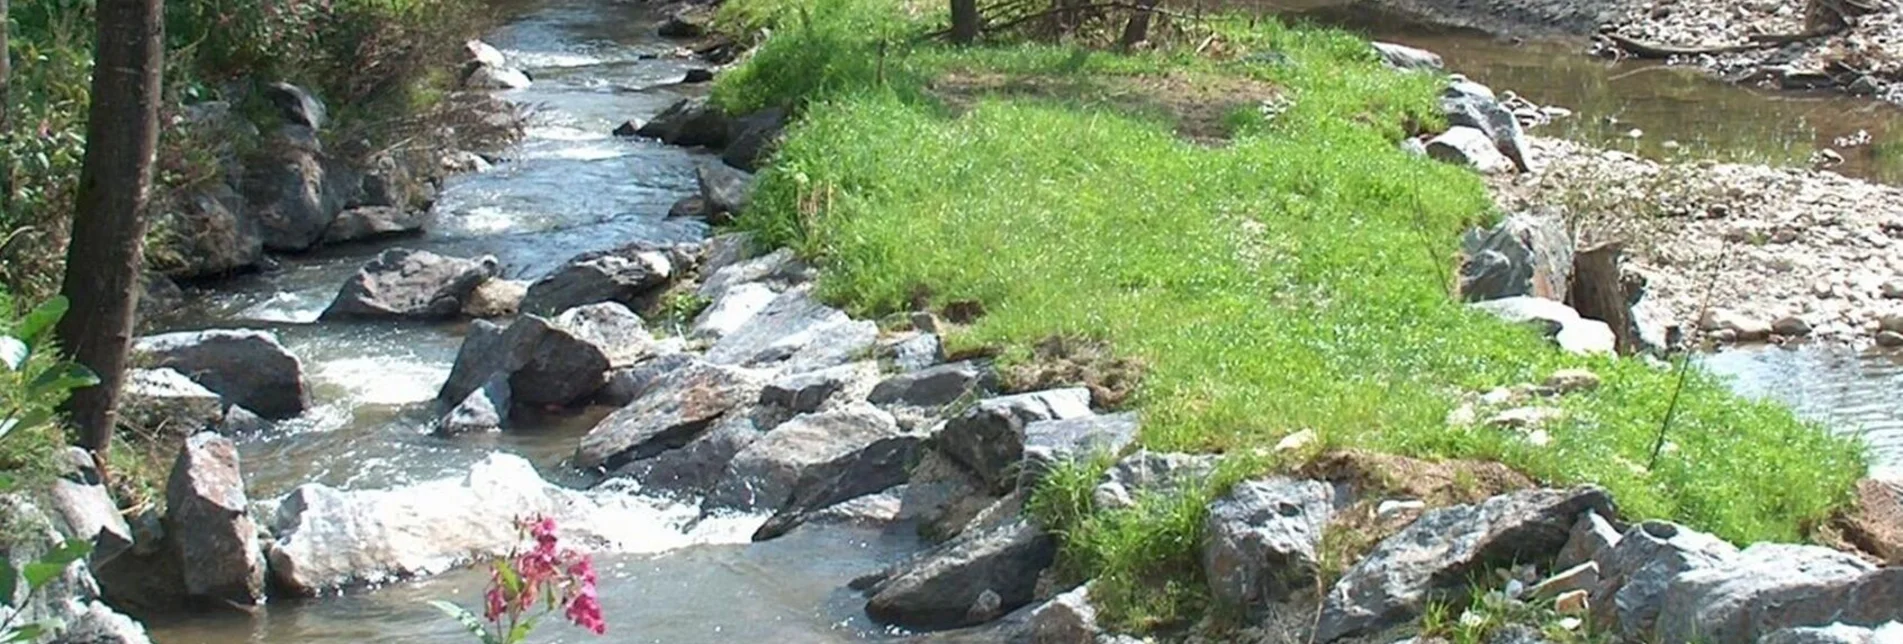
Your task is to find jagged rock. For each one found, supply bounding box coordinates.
[880,332,944,372]
[722,107,788,172]
[698,248,812,301]
[1315,487,1615,641]
[242,126,359,252]
[1373,42,1443,70]
[635,97,731,148]
[133,329,311,419]
[898,450,996,542]
[320,249,500,320]
[464,39,506,67]
[1203,477,1336,609]
[0,496,155,644]
[701,233,758,276]
[118,368,225,437]
[1427,126,1514,174]
[464,64,532,89]
[1840,477,1903,566]
[436,375,510,436]
[1470,296,1617,355]
[463,278,528,318]
[690,282,778,340]
[1018,413,1140,486]
[438,319,516,405]
[935,389,1095,493]
[159,186,263,279]
[667,195,711,219]
[698,163,755,223]
[1589,520,1741,640]
[1764,623,1903,644]
[1027,583,1101,644]
[704,287,877,375]
[760,362,879,414]
[1656,544,1898,643]
[753,432,922,540]
[866,518,1058,630]
[267,454,660,595]
[1460,212,1573,303]
[47,449,132,561]
[800,487,906,530]
[611,414,761,497]
[1527,562,1599,600]
[1556,509,1622,570]
[322,206,427,244]
[551,302,657,369]
[596,353,698,407]
[867,361,997,408]
[1441,78,1531,173]
[165,433,265,606]
[519,250,672,317]
[1093,451,1219,510]
[263,82,326,130]
[576,360,762,469]
[438,304,648,410]
[706,404,902,511]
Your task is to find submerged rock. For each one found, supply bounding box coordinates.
[320,249,500,320]
[322,206,427,244]
[635,97,731,148]
[165,433,265,606]
[1203,477,1336,610]
[133,329,312,419]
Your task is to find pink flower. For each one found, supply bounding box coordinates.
[564,581,605,635]
[483,582,507,622]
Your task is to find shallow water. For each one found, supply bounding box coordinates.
[1701,346,1903,479]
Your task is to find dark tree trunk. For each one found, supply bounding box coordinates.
[56,0,165,467]
[1568,242,1637,355]
[1119,0,1161,50]
[950,0,980,45]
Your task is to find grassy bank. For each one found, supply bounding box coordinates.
[710,0,1864,630]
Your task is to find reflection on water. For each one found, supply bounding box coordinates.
[1702,346,1903,478]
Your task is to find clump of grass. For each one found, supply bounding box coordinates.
[720,0,1865,630]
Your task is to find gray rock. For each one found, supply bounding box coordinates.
[1203,477,1336,609]
[868,361,996,408]
[701,233,758,276]
[880,332,944,372]
[506,316,613,406]
[1019,413,1141,487]
[322,206,427,244]
[320,249,500,320]
[704,287,877,375]
[519,251,673,317]
[159,186,263,279]
[437,375,510,436]
[898,450,996,542]
[722,107,788,172]
[667,195,711,219]
[1589,520,1741,640]
[1426,126,1514,174]
[438,319,516,405]
[690,282,778,340]
[1372,42,1443,70]
[1555,509,1621,570]
[610,414,761,497]
[1880,331,1903,348]
[1526,561,1598,600]
[1470,296,1617,355]
[242,127,360,252]
[635,97,731,148]
[1027,583,1101,644]
[866,518,1058,630]
[1102,450,1220,495]
[118,368,224,438]
[464,64,532,89]
[263,82,326,130]
[658,7,711,37]
[1774,315,1815,337]
[552,302,657,369]
[1316,487,1615,641]
[1656,544,1897,644]
[1460,212,1573,303]
[936,389,1095,492]
[1441,79,1531,173]
[47,449,133,561]
[706,403,902,511]
[760,362,878,414]
[1764,623,1903,644]
[57,600,155,643]
[800,488,906,529]
[698,163,756,223]
[697,248,811,299]
[133,329,311,419]
[576,360,763,469]
[165,433,265,606]
[0,496,155,644]
[596,353,699,407]
[754,432,922,540]
[462,278,527,318]
[464,39,505,67]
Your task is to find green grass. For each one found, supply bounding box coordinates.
[715,0,1866,630]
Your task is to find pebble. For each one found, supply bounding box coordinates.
[1554,590,1590,616]
[1771,315,1813,337]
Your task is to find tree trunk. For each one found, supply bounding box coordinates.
[56,0,165,467]
[950,0,980,45]
[1567,242,1638,355]
[1119,0,1161,50]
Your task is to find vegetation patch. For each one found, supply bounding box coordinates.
[715,0,1864,630]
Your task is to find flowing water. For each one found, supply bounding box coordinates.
[142,0,1903,641]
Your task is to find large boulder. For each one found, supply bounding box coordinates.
[704,287,877,375]
[867,361,997,408]
[267,453,677,595]
[754,434,923,541]
[322,206,428,244]
[242,127,359,252]
[133,329,311,419]
[1588,520,1741,639]
[0,496,154,644]
[519,250,672,317]
[759,362,880,415]
[464,64,532,90]
[722,107,789,172]
[262,82,326,130]
[1655,544,1899,643]
[117,368,225,437]
[697,164,756,224]
[705,403,903,511]
[1315,487,1615,642]
[164,433,265,606]
[1426,126,1513,174]
[320,249,500,320]
[634,97,731,148]
[438,319,517,405]
[865,518,1058,630]
[934,389,1095,493]
[1460,212,1573,303]
[549,302,658,369]
[575,360,763,469]
[438,303,652,410]
[1470,296,1617,355]
[1441,77,1531,173]
[157,185,264,279]
[1203,477,1336,610]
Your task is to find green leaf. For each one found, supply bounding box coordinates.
[494,560,523,597]
[427,600,496,644]
[28,362,99,394]
[505,615,541,644]
[0,562,18,608]
[18,297,69,342]
[22,540,92,590]
[0,337,27,371]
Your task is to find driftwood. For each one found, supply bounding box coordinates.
[1567,242,1638,356]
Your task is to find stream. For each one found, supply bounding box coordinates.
[143,0,1900,641]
